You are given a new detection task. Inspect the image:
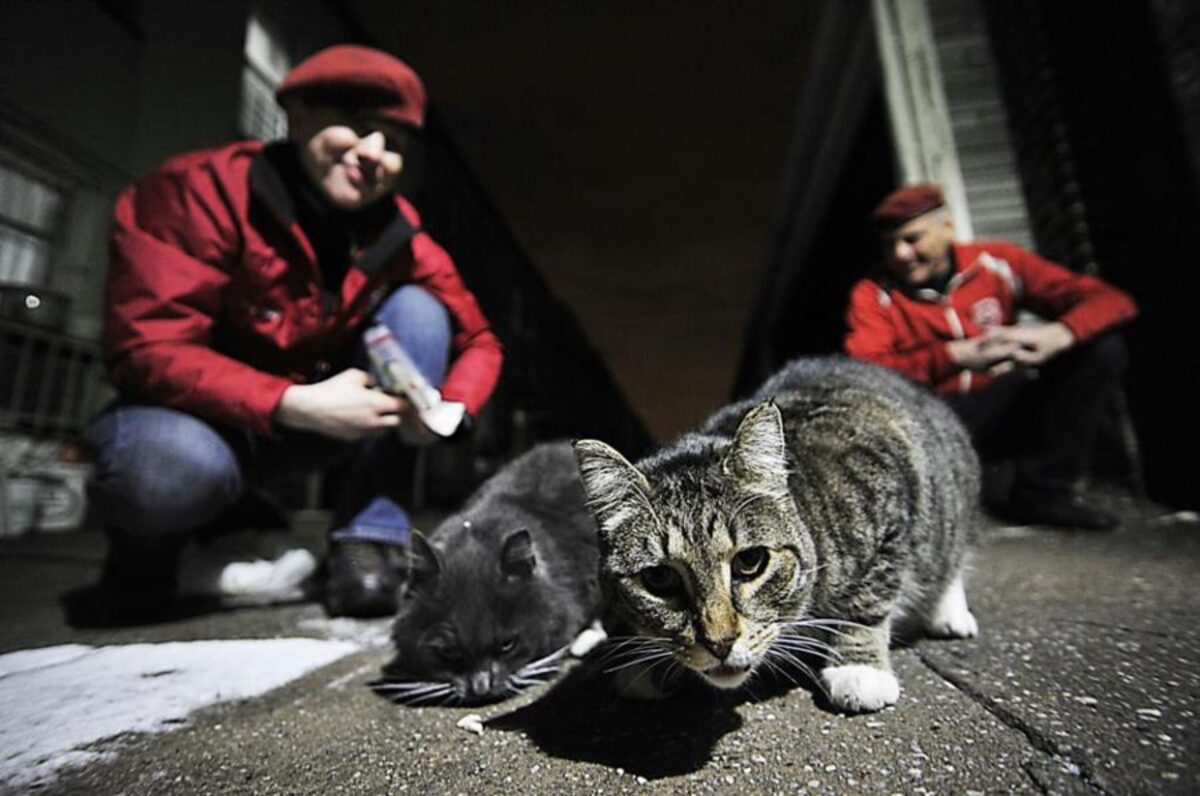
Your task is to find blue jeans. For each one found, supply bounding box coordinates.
[86,285,451,546]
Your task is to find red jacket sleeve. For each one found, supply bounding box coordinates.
[104,168,293,436]
[1001,243,1138,341]
[844,280,959,387]
[406,231,503,418]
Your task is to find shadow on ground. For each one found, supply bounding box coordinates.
[58,584,232,629]
[487,665,742,779]
[484,656,837,780]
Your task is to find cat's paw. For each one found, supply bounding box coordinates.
[926,575,979,639]
[821,665,900,712]
[926,605,979,639]
[570,621,608,658]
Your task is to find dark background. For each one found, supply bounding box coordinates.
[2,0,1197,508]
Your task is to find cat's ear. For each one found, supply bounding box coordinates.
[724,402,790,498]
[406,530,442,585]
[573,439,654,537]
[500,528,537,578]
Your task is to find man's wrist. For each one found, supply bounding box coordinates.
[1052,322,1076,348]
[274,384,309,431]
[945,339,966,366]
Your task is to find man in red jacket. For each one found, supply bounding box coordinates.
[845,183,1137,530]
[85,45,503,619]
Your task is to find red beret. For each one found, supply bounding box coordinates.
[872,183,945,227]
[276,45,426,129]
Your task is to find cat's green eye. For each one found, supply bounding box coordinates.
[639,565,684,597]
[497,638,517,655]
[731,547,769,580]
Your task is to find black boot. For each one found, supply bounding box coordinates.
[62,530,189,628]
[990,489,1118,531]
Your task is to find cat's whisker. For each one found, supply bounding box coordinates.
[597,634,676,650]
[765,646,827,697]
[510,669,558,686]
[518,644,571,672]
[435,690,462,707]
[589,637,676,667]
[781,616,868,638]
[772,633,841,656]
[773,647,838,664]
[388,682,456,705]
[756,654,790,685]
[770,636,841,662]
[596,638,679,663]
[602,648,676,675]
[518,653,570,674]
[391,683,454,700]
[371,680,445,694]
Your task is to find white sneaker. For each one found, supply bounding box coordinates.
[178,532,317,606]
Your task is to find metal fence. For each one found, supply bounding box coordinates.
[0,317,106,437]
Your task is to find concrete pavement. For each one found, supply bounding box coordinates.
[0,496,1196,794]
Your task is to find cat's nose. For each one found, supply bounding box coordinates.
[469,671,492,697]
[704,634,736,661]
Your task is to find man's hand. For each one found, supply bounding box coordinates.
[945,335,1023,373]
[984,322,1075,366]
[275,368,404,441]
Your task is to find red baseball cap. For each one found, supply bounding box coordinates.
[276,44,427,129]
[872,183,945,227]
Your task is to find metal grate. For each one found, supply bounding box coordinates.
[0,318,106,436]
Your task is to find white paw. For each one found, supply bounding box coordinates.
[570,621,608,658]
[926,573,979,639]
[821,665,900,712]
[927,605,979,639]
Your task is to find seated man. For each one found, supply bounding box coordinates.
[844,183,1137,530]
[86,45,502,618]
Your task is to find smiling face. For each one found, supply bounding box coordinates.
[881,208,956,286]
[575,404,817,691]
[287,102,410,211]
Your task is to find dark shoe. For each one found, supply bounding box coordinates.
[990,492,1118,531]
[323,542,399,618]
[62,531,215,628]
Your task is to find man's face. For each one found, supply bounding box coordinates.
[881,209,955,286]
[288,103,409,211]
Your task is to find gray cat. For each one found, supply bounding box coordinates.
[377,442,602,706]
[573,357,979,712]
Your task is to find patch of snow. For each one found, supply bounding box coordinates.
[0,638,357,789]
[297,615,392,647]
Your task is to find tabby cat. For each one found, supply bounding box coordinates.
[574,357,979,712]
[377,442,602,706]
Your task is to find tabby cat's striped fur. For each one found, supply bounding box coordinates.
[574,357,980,711]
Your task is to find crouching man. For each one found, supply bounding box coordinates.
[86,45,502,618]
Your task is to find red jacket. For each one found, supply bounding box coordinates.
[105,141,503,436]
[844,240,1137,394]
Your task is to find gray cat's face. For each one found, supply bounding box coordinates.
[576,403,816,690]
[384,527,567,705]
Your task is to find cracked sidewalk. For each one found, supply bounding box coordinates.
[0,501,1196,794]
